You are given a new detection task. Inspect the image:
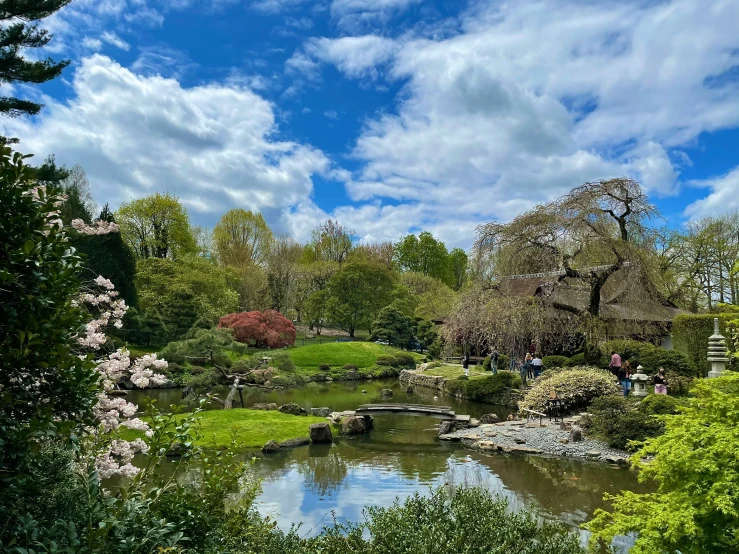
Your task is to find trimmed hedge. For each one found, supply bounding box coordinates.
[672,314,735,376]
[600,339,698,377]
[394,352,417,368]
[375,355,399,367]
[542,355,568,368]
[563,353,586,367]
[446,372,521,402]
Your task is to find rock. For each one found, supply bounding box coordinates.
[279,403,307,416]
[252,403,278,411]
[438,420,455,436]
[311,373,330,382]
[342,415,368,435]
[469,418,480,427]
[345,371,358,380]
[514,438,526,444]
[279,437,310,449]
[508,445,543,454]
[262,440,280,453]
[310,407,331,417]
[250,367,275,385]
[569,425,583,443]
[438,434,460,441]
[558,438,569,444]
[309,423,333,444]
[586,450,602,458]
[479,413,501,424]
[406,386,414,393]
[605,455,629,465]
[361,390,368,394]
[380,388,393,397]
[477,440,501,452]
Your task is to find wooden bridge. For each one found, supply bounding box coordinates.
[346,403,471,424]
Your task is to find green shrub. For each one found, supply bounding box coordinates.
[446,372,521,401]
[269,351,295,373]
[639,393,680,416]
[343,364,358,371]
[158,328,248,367]
[482,356,492,371]
[394,352,416,368]
[663,372,694,397]
[640,347,697,377]
[376,355,399,367]
[498,353,510,370]
[542,355,568,368]
[231,355,260,373]
[588,396,664,450]
[600,339,650,363]
[318,363,331,372]
[520,367,620,413]
[563,352,586,367]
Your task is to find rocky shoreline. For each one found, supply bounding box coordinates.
[440,418,631,466]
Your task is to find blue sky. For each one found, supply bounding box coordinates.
[4,0,739,248]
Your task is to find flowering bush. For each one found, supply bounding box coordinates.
[218,309,296,348]
[519,367,620,413]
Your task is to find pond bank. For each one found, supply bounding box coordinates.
[440,418,630,465]
[399,369,519,408]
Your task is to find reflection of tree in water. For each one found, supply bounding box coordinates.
[298,450,349,496]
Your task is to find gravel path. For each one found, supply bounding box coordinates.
[440,419,630,465]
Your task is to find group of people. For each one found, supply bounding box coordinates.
[461,348,544,386]
[608,350,668,396]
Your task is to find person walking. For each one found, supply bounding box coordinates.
[520,355,529,386]
[490,347,499,375]
[618,361,632,397]
[462,353,470,377]
[531,354,544,378]
[523,353,532,382]
[608,350,622,378]
[654,367,668,395]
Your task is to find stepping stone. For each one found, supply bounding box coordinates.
[586,450,602,458]
[514,438,526,444]
[439,434,461,441]
[508,445,543,454]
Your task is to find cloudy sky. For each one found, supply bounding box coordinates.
[4,0,739,248]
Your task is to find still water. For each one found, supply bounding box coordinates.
[129,380,639,549]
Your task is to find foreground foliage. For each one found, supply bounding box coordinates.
[586,373,739,554]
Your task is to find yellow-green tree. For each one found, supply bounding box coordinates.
[117,192,197,259]
[214,208,273,267]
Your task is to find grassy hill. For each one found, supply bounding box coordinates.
[288,342,423,373]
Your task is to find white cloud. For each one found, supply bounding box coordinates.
[5,55,330,234]
[299,0,739,245]
[284,51,321,81]
[685,166,739,219]
[305,36,397,78]
[285,16,314,29]
[323,109,338,119]
[252,0,310,14]
[82,37,103,51]
[330,0,422,30]
[101,31,131,51]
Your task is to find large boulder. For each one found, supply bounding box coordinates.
[342,415,368,435]
[309,423,333,444]
[262,440,280,453]
[279,403,307,416]
[249,367,275,384]
[381,388,394,397]
[311,407,331,417]
[438,420,455,436]
[279,437,310,449]
[252,402,278,411]
[479,413,501,424]
[569,425,583,443]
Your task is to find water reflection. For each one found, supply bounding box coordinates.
[129,379,641,549]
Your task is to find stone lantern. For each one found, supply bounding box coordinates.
[630,365,649,398]
[707,317,729,379]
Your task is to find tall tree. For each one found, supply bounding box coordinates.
[213,208,273,267]
[349,241,395,270]
[394,231,453,285]
[116,193,197,260]
[448,247,468,290]
[267,235,303,314]
[0,0,72,118]
[310,220,354,265]
[58,164,96,224]
[326,261,394,337]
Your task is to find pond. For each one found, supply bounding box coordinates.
[127,379,640,550]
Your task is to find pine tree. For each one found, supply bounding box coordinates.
[0,0,72,118]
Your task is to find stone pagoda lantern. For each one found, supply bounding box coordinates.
[707,317,729,379]
[630,365,649,398]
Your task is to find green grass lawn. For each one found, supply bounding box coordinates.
[421,364,489,380]
[288,342,423,371]
[122,409,327,449]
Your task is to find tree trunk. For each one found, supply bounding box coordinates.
[224,377,241,409]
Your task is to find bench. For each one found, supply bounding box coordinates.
[522,408,546,425]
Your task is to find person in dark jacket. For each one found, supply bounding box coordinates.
[462,353,470,377]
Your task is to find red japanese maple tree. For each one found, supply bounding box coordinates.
[218,310,296,348]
